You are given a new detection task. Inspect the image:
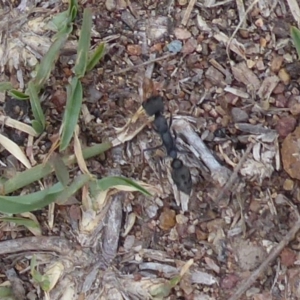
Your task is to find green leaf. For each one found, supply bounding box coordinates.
[1,142,112,195]
[47,11,69,32]
[0,183,64,214]
[55,174,91,204]
[27,82,46,132]
[73,8,93,78]
[32,120,44,135]
[0,82,13,92]
[93,176,151,196]
[86,43,105,72]
[149,282,171,297]
[53,23,73,40]
[69,5,78,22]
[30,255,42,279]
[32,34,68,92]
[30,255,51,291]
[8,90,29,100]
[291,26,300,59]
[59,77,83,151]
[38,274,51,292]
[50,155,70,187]
[0,216,41,236]
[169,275,181,288]
[0,286,13,297]
[67,0,78,22]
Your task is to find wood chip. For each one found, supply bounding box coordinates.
[257,75,280,100]
[231,62,260,91]
[286,0,300,28]
[181,0,197,26]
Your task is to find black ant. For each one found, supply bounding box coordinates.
[142,96,192,195]
[143,96,178,158]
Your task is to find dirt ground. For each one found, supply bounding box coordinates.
[1,0,300,299]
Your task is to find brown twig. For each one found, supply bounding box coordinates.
[111,53,176,75]
[229,217,300,300]
[226,0,259,59]
[0,236,73,255]
[181,0,197,26]
[214,142,253,203]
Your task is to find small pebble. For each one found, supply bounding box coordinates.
[167,40,182,53]
[231,107,249,122]
[283,179,294,191]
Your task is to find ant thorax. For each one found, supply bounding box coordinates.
[153,113,169,133]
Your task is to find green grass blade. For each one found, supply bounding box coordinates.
[8,90,29,100]
[47,11,69,32]
[0,183,64,214]
[86,43,105,72]
[94,176,151,196]
[27,82,46,132]
[0,216,42,236]
[68,0,78,22]
[0,82,13,92]
[53,23,73,40]
[32,120,44,135]
[291,26,300,59]
[32,34,68,92]
[51,155,70,187]
[73,8,92,78]
[1,163,52,194]
[59,77,83,151]
[0,286,13,297]
[1,142,112,194]
[149,282,172,298]
[55,174,91,204]
[30,255,51,291]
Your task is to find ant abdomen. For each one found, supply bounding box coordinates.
[171,158,192,195]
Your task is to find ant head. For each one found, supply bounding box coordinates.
[171,158,182,169]
[142,96,164,116]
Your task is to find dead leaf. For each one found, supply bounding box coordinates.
[174,28,192,40]
[278,68,291,85]
[74,125,91,176]
[0,133,31,169]
[236,240,266,271]
[275,116,297,138]
[181,38,197,54]
[231,62,260,91]
[281,127,300,180]
[220,273,239,289]
[270,55,284,73]
[252,292,273,300]
[44,261,64,292]
[127,45,142,56]
[280,247,296,267]
[204,257,220,274]
[159,208,176,231]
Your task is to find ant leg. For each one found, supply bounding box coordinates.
[173,129,177,141]
[168,112,173,128]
